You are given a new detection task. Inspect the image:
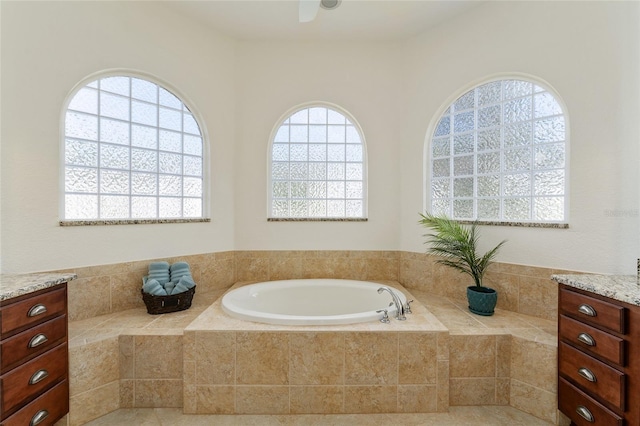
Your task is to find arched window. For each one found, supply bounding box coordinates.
[428,77,568,225]
[62,73,207,223]
[268,103,367,220]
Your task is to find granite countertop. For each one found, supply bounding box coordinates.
[0,273,77,302]
[552,274,640,307]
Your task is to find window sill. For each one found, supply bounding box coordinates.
[267,218,368,222]
[59,218,211,227]
[456,220,568,229]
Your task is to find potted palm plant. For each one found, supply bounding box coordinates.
[418,213,506,316]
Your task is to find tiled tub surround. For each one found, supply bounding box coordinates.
[183,282,449,415]
[56,250,574,324]
[10,251,575,425]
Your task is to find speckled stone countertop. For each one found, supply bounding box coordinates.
[552,274,640,307]
[0,273,77,302]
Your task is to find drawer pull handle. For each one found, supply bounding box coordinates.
[27,304,47,317]
[578,304,597,317]
[29,369,49,385]
[30,409,49,426]
[28,333,48,348]
[576,405,595,422]
[578,367,597,382]
[577,332,595,346]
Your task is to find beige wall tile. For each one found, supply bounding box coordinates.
[195,385,234,414]
[235,386,289,414]
[344,385,397,413]
[449,378,496,406]
[134,335,183,379]
[269,256,303,280]
[398,385,438,413]
[119,379,134,408]
[69,337,119,396]
[364,258,399,281]
[496,335,511,378]
[110,271,145,312]
[236,332,289,385]
[119,335,134,380]
[67,276,111,321]
[195,331,235,385]
[496,377,510,405]
[437,360,449,413]
[183,384,196,413]
[449,335,496,378]
[235,257,269,282]
[69,381,119,426]
[437,332,450,361]
[511,337,557,393]
[134,379,183,408]
[510,379,557,424]
[518,276,559,320]
[399,333,437,384]
[290,386,344,414]
[484,271,519,312]
[345,333,398,385]
[290,333,344,385]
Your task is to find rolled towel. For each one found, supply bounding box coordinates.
[170,261,190,271]
[164,281,176,294]
[171,281,190,295]
[178,275,196,289]
[149,261,170,271]
[143,278,167,296]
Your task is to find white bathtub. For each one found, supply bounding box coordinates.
[221,279,407,325]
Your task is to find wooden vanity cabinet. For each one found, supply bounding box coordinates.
[0,284,69,426]
[558,284,640,426]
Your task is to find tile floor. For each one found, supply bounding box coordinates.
[85,406,553,425]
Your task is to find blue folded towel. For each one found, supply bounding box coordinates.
[171,281,190,295]
[143,278,168,296]
[178,275,196,289]
[164,281,176,294]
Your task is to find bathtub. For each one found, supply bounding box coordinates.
[221,279,407,325]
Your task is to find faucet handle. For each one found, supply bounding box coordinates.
[404,300,414,314]
[376,309,390,324]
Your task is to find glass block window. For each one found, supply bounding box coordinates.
[63,75,205,220]
[269,105,367,219]
[430,79,567,223]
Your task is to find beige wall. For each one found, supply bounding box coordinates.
[1,1,638,275]
[0,2,237,273]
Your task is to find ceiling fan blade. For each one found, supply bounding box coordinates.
[299,0,321,23]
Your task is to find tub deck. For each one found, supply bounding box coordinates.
[66,281,561,425]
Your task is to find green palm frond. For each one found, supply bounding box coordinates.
[418,213,506,287]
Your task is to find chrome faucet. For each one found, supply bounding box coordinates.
[377,286,406,320]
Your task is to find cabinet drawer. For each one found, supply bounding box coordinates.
[558,377,623,426]
[559,342,625,410]
[1,379,68,426]
[0,316,67,374]
[560,289,625,333]
[0,287,66,337]
[0,343,67,418]
[559,315,624,366]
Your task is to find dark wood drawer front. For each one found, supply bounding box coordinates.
[558,377,623,426]
[560,289,625,333]
[1,379,69,426]
[559,342,625,410]
[0,288,66,337]
[0,343,67,418]
[559,315,624,366]
[0,316,67,374]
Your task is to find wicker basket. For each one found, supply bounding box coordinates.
[141,286,196,315]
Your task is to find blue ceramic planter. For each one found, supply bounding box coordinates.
[467,286,497,316]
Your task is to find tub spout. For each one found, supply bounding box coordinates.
[377,286,406,320]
